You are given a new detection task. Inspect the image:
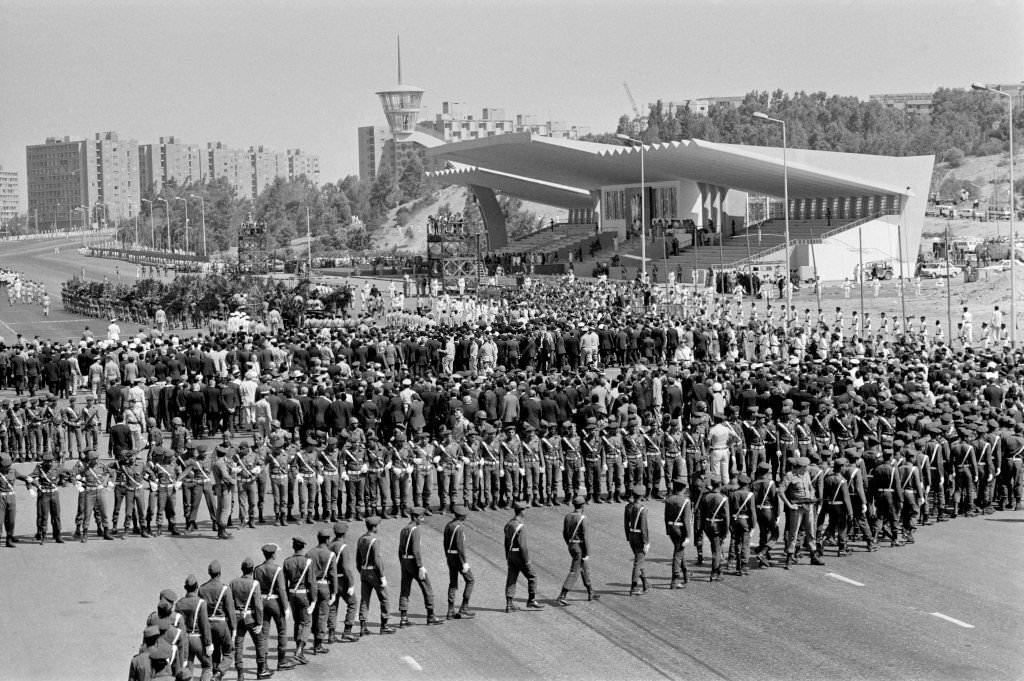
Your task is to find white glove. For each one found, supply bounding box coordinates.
[582,555,589,561]
[413,458,423,466]
[347,586,354,597]
[360,463,369,474]
[461,563,470,573]
[432,455,441,464]
[385,462,393,471]
[418,566,427,580]
[518,468,525,476]
[251,466,262,474]
[205,644,213,656]
[381,577,388,587]
[253,624,263,635]
[306,603,316,615]
[643,543,650,554]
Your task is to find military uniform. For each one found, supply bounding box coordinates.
[254,545,292,672]
[696,480,729,579]
[623,486,650,593]
[356,517,395,635]
[398,510,441,625]
[28,453,65,542]
[327,522,360,643]
[557,498,597,603]
[308,532,338,653]
[73,450,113,541]
[0,454,28,546]
[198,566,235,678]
[283,538,315,664]
[173,584,212,680]
[503,503,543,611]
[230,564,269,679]
[728,475,755,575]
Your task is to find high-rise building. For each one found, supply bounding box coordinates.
[250,146,289,198]
[90,131,140,224]
[207,142,253,199]
[0,166,18,226]
[868,92,935,119]
[287,149,321,184]
[139,136,208,195]
[26,136,90,230]
[357,126,388,181]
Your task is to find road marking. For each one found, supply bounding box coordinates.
[401,655,423,671]
[930,612,975,629]
[825,572,864,587]
[0,318,17,336]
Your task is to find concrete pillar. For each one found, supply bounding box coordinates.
[469,184,507,251]
[715,186,725,234]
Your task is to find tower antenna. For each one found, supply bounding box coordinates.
[397,35,402,84]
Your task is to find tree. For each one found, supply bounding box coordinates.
[397,153,425,203]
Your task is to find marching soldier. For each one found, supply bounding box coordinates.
[949,429,978,518]
[498,424,522,506]
[185,446,217,533]
[409,430,433,516]
[728,473,756,575]
[556,496,599,604]
[696,477,729,581]
[503,501,544,612]
[601,424,625,503]
[388,432,414,517]
[581,418,604,504]
[327,521,360,644]
[398,506,443,626]
[283,536,315,665]
[365,432,391,518]
[231,557,271,680]
[779,456,824,567]
[478,424,502,510]
[898,445,925,543]
[519,424,544,507]
[842,449,876,551]
[267,437,291,526]
[621,418,645,495]
[560,421,583,505]
[539,421,562,506]
[146,590,188,680]
[235,442,261,529]
[174,575,213,681]
[252,433,271,524]
[198,560,235,681]
[308,529,338,654]
[357,515,396,636]
[28,451,66,543]
[869,450,902,547]
[254,542,294,672]
[663,476,691,587]
[751,462,778,566]
[623,484,650,595]
[819,458,853,556]
[319,437,342,522]
[443,505,476,618]
[212,442,237,540]
[292,435,321,524]
[460,430,483,511]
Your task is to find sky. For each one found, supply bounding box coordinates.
[1,0,1022,209]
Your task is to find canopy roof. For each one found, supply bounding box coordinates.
[427,133,931,208]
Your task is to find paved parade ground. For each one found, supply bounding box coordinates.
[0,235,1022,681]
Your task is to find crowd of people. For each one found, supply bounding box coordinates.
[0,273,1022,680]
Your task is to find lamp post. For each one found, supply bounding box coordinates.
[616,133,647,281]
[972,83,1016,348]
[189,194,207,257]
[753,112,792,330]
[157,197,170,250]
[72,206,86,247]
[141,199,155,248]
[175,197,190,252]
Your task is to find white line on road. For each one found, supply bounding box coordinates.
[825,572,865,587]
[401,655,423,671]
[930,612,975,629]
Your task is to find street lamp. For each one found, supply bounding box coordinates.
[753,111,792,329]
[141,199,155,248]
[72,206,86,247]
[972,83,1016,348]
[189,194,207,257]
[175,197,190,252]
[157,197,170,250]
[616,133,646,280]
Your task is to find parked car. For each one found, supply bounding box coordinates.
[919,263,962,278]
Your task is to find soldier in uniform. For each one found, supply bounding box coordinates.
[434,427,459,514]
[998,424,1024,510]
[308,528,337,655]
[842,448,876,551]
[327,521,360,643]
[728,473,756,575]
[388,432,414,517]
[539,421,562,506]
[28,451,66,543]
[318,437,342,522]
[478,424,502,510]
[779,456,825,567]
[742,407,767,477]
[819,457,853,556]
[443,505,476,618]
[183,445,215,533]
[623,484,650,594]
[73,448,114,541]
[870,450,902,547]
[519,424,544,507]
[898,444,925,543]
[948,428,978,518]
[503,501,544,612]
[292,435,320,524]
[601,424,625,503]
[660,418,684,486]
[0,453,28,546]
[556,496,598,604]
[174,575,213,681]
[580,418,604,504]
[282,536,315,665]
[498,424,522,506]
[460,430,482,511]
[663,476,691,587]
[266,438,291,526]
[252,433,271,524]
[231,557,271,680]
[111,448,149,538]
[254,542,294,673]
[921,425,948,523]
[751,462,777,566]
[559,421,582,504]
[409,430,432,516]
[212,443,237,540]
[398,506,444,626]
[198,560,235,681]
[621,418,645,495]
[146,590,187,680]
[357,515,396,635]
[235,442,261,529]
[364,431,391,518]
[696,477,730,580]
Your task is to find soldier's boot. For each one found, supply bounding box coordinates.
[400,505,409,518]
[682,566,689,584]
[312,639,329,655]
[255,664,274,679]
[380,619,396,634]
[488,500,497,511]
[258,506,265,524]
[79,525,88,543]
[421,504,432,517]
[292,642,308,665]
[73,525,81,540]
[457,602,476,618]
[5,536,15,548]
[587,588,600,601]
[399,611,410,627]
[102,526,115,541]
[389,504,400,518]
[340,625,359,642]
[556,589,570,606]
[276,652,295,670]
[235,668,244,681]
[446,604,458,620]
[359,620,370,637]
[695,551,704,566]
[505,598,520,613]
[669,578,681,589]
[640,574,649,593]
[286,512,296,523]
[551,494,560,506]
[426,609,444,625]
[169,522,181,536]
[810,553,825,566]
[783,553,792,570]
[447,503,456,514]
[305,512,314,525]
[247,517,255,529]
[526,596,545,610]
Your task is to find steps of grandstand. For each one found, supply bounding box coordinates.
[569,213,890,280]
[492,223,598,257]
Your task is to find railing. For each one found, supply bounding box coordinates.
[731,211,899,265]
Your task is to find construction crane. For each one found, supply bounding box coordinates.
[622,82,648,134]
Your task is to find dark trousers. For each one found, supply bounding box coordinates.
[233,616,266,671]
[328,582,358,632]
[187,483,216,527]
[584,460,602,500]
[668,530,688,581]
[36,490,61,538]
[359,572,390,623]
[505,554,537,600]
[112,485,145,530]
[260,597,288,662]
[399,558,435,612]
[311,584,332,642]
[0,493,15,540]
[629,541,647,586]
[561,543,591,592]
[446,556,475,609]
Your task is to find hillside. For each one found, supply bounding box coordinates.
[931,148,1021,204]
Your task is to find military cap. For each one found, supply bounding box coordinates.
[158,589,176,604]
[737,473,751,485]
[195,444,208,454]
[795,456,811,467]
[572,496,586,507]
[183,575,198,590]
[452,505,468,518]
[631,484,646,497]
[317,528,331,541]
[410,506,425,516]
[261,543,279,555]
[41,451,54,462]
[241,557,255,572]
[513,500,529,512]
[365,515,381,528]
[291,536,306,549]
[522,423,535,432]
[238,441,250,450]
[143,625,161,639]
[148,647,171,663]
[333,521,349,535]
[834,457,849,466]
[503,423,516,431]
[208,560,222,576]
